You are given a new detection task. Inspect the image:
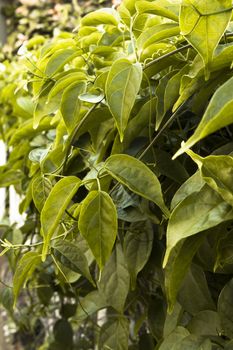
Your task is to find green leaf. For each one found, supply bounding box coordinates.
[53,319,73,347]
[178,264,215,315]
[106,58,142,141]
[137,23,180,53]
[81,8,120,26]
[41,176,81,261]
[187,151,233,207]
[187,310,221,336]
[164,185,233,266]
[124,221,153,289]
[136,0,180,22]
[174,75,233,158]
[0,169,24,187]
[98,318,129,350]
[45,48,77,77]
[53,240,94,285]
[218,278,233,338]
[13,251,41,307]
[98,244,130,313]
[61,82,86,133]
[105,154,169,217]
[180,0,232,79]
[76,290,107,320]
[78,190,117,269]
[165,234,205,312]
[158,327,190,350]
[32,175,52,212]
[79,89,104,104]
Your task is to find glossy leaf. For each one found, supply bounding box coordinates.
[61,82,86,133]
[78,190,117,269]
[98,244,130,312]
[106,58,142,141]
[164,185,233,266]
[187,151,233,207]
[180,0,232,78]
[105,154,169,217]
[174,66,233,158]
[41,176,81,261]
[136,0,180,22]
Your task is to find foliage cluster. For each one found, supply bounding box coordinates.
[1,0,233,349]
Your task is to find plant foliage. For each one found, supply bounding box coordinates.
[1,0,233,349]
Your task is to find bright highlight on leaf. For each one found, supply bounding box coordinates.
[78,190,118,269]
[180,0,232,79]
[106,58,142,141]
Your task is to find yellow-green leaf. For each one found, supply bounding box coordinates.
[105,154,169,217]
[13,252,41,307]
[174,75,233,158]
[106,58,142,141]
[41,176,81,261]
[180,0,232,79]
[78,190,117,269]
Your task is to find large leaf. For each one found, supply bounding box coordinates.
[41,176,81,261]
[106,58,142,141]
[124,221,153,289]
[174,66,233,159]
[53,240,94,285]
[105,154,169,217]
[0,169,24,187]
[180,0,232,78]
[188,151,233,207]
[78,190,117,269]
[98,318,129,350]
[188,310,221,336]
[164,185,233,266]
[13,252,41,306]
[98,244,130,312]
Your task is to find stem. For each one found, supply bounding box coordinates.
[143,44,191,70]
[138,101,187,160]
[62,101,102,174]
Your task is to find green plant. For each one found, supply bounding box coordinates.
[2,0,233,349]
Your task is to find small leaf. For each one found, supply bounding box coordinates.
[79,89,104,104]
[78,190,117,269]
[106,58,142,141]
[32,175,52,212]
[99,244,130,312]
[105,154,169,217]
[180,0,232,78]
[41,176,81,261]
[124,221,153,289]
[98,318,129,350]
[53,240,94,285]
[13,252,41,307]
[81,8,120,26]
[164,185,233,266]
